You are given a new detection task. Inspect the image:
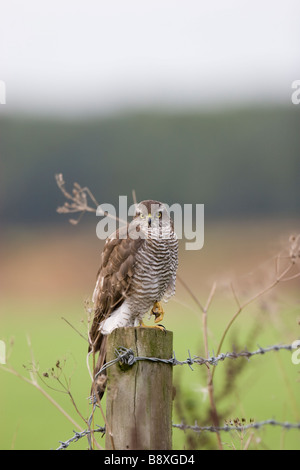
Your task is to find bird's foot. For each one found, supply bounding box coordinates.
[151,301,165,324]
[139,321,166,333]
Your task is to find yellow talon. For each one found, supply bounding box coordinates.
[139,321,166,333]
[151,301,165,324]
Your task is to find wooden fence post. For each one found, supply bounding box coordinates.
[105,327,173,450]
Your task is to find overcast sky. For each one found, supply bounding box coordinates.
[0,0,299,115]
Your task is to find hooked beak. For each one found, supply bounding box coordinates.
[147,214,152,227]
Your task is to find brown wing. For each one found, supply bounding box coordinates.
[89,224,144,353]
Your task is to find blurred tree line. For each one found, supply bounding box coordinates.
[0,106,299,225]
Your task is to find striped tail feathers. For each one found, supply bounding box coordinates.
[91,333,108,402]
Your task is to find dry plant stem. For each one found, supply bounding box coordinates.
[243,432,254,450]
[212,258,296,381]
[57,377,88,427]
[280,271,300,282]
[93,374,115,450]
[267,318,300,418]
[62,317,89,343]
[0,364,83,432]
[1,336,104,451]
[202,283,223,450]
[177,274,205,312]
[178,277,223,449]
[87,404,105,451]
[42,370,104,449]
[86,310,114,449]
[95,396,115,450]
[132,189,138,207]
[85,351,98,450]
[55,173,126,225]
[88,342,115,450]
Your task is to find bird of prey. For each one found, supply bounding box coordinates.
[89,200,178,400]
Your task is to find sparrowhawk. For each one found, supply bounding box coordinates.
[89,200,178,399]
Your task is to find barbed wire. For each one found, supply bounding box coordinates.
[56,425,105,450]
[60,342,298,450]
[173,420,300,434]
[95,342,298,379]
[56,418,300,450]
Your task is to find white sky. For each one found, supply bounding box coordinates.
[0,0,299,115]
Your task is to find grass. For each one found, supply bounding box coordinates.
[1,221,299,450]
[0,292,299,450]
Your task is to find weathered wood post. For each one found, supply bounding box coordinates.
[105,327,173,450]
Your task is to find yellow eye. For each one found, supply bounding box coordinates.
[140,214,145,219]
[157,211,162,218]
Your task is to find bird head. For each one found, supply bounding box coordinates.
[134,200,172,238]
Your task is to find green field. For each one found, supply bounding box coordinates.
[0,295,299,450]
[1,222,299,450]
